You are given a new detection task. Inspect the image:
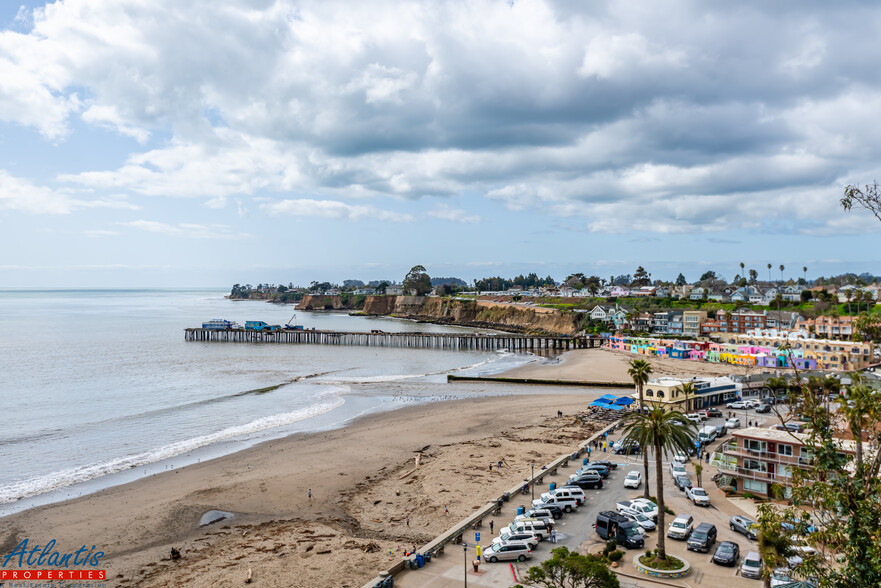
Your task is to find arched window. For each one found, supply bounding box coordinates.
[657,390,665,398]
[646,389,654,397]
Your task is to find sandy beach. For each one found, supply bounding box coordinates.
[1,393,606,587]
[502,346,755,383]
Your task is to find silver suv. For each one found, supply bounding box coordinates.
[667,513,694,540]
[483,542,532,562]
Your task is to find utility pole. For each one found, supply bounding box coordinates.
[464,544,468,588]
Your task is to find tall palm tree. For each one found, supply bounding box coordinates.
[740,262,745,286]
[619,408,697,561]
[767,263,772,284]
[779,264,785,285]
[628,358,653,498]
[803,266,808,285]
[677,381,696,414]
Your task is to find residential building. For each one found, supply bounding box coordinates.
[689,287,707,300]
[667,311,684,336]
[636,376,740,412]
[719,427,859,499]
[721,332,874,371]
[609,286,631,297]
[701,310,766,335]
[652,311,670,334]
[589,304,617,322]
[795,315,856,340]
[631,286,658,297]
[682,310,707,337]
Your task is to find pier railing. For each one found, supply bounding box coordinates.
[184,328,605,351]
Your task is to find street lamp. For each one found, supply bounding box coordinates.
[464,544,468,588]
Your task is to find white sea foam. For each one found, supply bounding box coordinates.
[0,395,346,505]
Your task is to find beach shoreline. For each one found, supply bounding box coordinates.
[0,392,607,587]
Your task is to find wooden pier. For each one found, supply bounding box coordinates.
[184,328,606,351]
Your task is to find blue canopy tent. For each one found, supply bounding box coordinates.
[588,399,625,410]
[614,397,635,406]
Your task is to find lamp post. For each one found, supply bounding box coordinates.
[531,462,535,501]
[464,544,468,588]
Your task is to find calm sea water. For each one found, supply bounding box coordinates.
[0,289,568,516]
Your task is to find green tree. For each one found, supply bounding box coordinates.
[756,504,794,588]
[632,266,650,287]
[699,270,717,281]
[677,381,696,414]
[402,265,431,295]
[854,312,881,342]
[628,358,653,499]
[618,408,697,562]
[755,372,881,587]
[768,263,772,284]
[523,547,619,588]
[693,462,703,488]
[749,269,758,285]
[675,273,687,286]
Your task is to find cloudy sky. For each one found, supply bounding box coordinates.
[3,0,881,287]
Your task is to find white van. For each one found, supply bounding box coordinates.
[541,487,585,506]
[501,520,551,540]
[698,425,717,445]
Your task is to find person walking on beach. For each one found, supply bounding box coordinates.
[308,489,312,503]
[406,516,410,527]
[444,505,449,515]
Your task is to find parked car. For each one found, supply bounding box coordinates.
[614,441,640,455]
[725,418,741,428]
[706,407,723,417]
[755,404,771,413]
[520,508,556,524]
[669,462,687,478]
[541,487,585,506]
[772,423,805,433]
[673,450,690,463]
[483,542,532,562]
[770,567,794,587]
[727,401,747,409]
[566,475,603,490]
[730,515,758,540]
[674,475,693,491]
[591,459,618,470]
[686,486,710,506]
[502,520,551,540]
[515,513,554,528]
[623,471,642,489]
[667,513,694,540]
[492,531,539,549]
[685,413,703,424]
[616,500,657,521]
[530,503,563,519]
[630,498,658,521]
[686,522,717,553]
[582,464,610,478]
[621,511,656,532]
[741,550,763,579]
[595,511,644,549]
[713,541,740,566]
[714,424,728,437]
[533,494,577,513]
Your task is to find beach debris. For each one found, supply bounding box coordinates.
[245,567,252,584]
[316,549,332,554]
[305,544,314,552]
[170,547,181,561]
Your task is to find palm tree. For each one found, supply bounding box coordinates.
[628,358,653,499]
[779,264,785,285]
[803,266,808,285]
[677,381,696,414]
[767,263,772,284]
[740,262,745,286]
[694,462,703,488]
[619,408,697,562]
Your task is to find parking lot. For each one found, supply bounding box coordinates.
[393,408,777,587]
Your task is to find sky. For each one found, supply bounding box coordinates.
[2,0,881,288]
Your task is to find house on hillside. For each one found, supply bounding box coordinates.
[609,286,631,297]
[689,287,707,300]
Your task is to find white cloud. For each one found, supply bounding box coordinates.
[123,220,252,239]
[261,198,414,222]
[83,229,120,238]
[0,170,77,213]
[427,205,481,223]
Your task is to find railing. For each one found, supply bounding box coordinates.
[721,448,811,468]
[717,465,793,483]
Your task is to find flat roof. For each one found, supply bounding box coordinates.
[732,426,862,453]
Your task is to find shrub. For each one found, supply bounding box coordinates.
[608,550,624,562]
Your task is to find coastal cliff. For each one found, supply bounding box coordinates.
[358,295,580,335]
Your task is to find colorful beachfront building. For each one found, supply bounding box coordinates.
[609,334,826,370]
[719,333,874,371]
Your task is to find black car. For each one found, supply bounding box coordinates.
[755,404,771,413]
[531,504,564,519]
[615,442,640,455]
[674,476,693,491]
[591,459,618,470]
[687,522,717,553]
[713,541,740,566]
[706,408,723,417]
[566,475,603,490]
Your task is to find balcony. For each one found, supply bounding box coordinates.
[721,447,813,468]
[717,465,793,484]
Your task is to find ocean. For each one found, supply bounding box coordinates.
[0,289,564,516]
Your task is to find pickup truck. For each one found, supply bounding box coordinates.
[616,500,658,521]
